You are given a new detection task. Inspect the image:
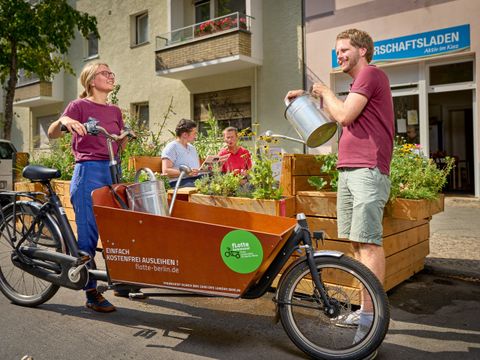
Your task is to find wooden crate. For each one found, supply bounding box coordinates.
[128,156,162,173]
[292,190,443,292]
[385,194,445,220]
[189,193,296,217]
[280,154,330,196]
[297,191,445,221]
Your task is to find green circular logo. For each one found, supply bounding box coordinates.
[220,230,264,274]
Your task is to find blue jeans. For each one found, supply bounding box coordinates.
[70,161,112,290]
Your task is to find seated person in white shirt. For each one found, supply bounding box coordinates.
[161,119,201,187]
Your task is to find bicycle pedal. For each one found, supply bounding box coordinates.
[96,285,108,293]
[129,292,147,300]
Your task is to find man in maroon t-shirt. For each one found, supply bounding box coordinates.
[218,127,252,174]
[287,29,394,345]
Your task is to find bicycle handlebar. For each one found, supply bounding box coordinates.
[60,117,137,142]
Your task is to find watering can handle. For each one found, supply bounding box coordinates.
[284,90,309,107]
[134,167,157,182]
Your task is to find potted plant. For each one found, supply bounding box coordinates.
[190,124,295,217]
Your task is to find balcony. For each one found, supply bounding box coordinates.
[155,13,262,80]
[14,72,64,107]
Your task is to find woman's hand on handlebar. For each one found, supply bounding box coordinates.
[60,117,86,136]
[48,116,85,139]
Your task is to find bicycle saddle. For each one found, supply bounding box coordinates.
[23,165,62,181]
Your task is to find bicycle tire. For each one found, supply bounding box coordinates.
[0,201,65,307]
[277,255,390,360]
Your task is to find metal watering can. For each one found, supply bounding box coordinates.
[126,168,169,216]
[284,93,337,147]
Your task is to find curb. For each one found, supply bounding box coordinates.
[423,264,480,281]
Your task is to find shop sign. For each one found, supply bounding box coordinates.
[332,24,470,68]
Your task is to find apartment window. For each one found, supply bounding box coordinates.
[133,103,149,128]
[195,0,246,22]
[16,69,40,87]
[194,87,252,133]
[218,0,246,16]
[195,0,210,22]
[86,33,98,58]
[35,114,57,149]
[135,12,149,45]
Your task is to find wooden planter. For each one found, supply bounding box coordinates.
[280,154,331,196]
[189,193,296,217]
[128,156,162,173]
[295,190,445,292]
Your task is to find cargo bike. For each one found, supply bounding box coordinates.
[0,122,389,360]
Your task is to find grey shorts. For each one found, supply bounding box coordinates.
[337,167,391,246]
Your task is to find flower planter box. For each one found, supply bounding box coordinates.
[280,154,332,196]
[296,191,445,221]
[128,156,162,173]
[189,193,296,217]
[385,194,445,221]
[294,190,444,292]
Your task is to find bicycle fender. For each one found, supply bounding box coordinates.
[281,250,344,283]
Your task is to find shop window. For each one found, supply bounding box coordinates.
[393,95,419,144]
[132,103,149,128]
[85,33,98,58]
[194,87,252,133]
[429,61,473,86]
[35,114,57,149]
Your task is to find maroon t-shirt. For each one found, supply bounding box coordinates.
[337,65,394,174]
[62,98,124,162]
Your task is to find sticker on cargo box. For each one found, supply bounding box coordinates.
[220,230,263,274]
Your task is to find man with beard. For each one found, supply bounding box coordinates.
[286,29,394,346]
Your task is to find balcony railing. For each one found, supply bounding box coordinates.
[156,12,252,50]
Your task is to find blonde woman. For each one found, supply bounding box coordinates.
[48,62,122,312]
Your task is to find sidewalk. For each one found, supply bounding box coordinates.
[425,196,480,280]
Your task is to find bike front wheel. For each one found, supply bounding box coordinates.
[277,255,390,360]
[0,201,65,306]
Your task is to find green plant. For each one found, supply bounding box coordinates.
[389,141,454,200]
[307,139,455,200]
[194,105,224,159]
[247,136,282,200]
[308,153,339,192]
[194,126,282,200]
[194,168,242,196]
[31,133,75,180]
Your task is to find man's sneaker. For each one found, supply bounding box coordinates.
[332,309,361,328]
[86,289,116,313]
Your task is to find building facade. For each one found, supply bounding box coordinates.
[11,0,305,155]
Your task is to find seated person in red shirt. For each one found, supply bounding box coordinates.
[218,127,252,174]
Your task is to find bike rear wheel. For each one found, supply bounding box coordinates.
[0,201,65,306]
[277,255,389,360]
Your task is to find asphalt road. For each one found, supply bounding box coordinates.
[1,272,479,360]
